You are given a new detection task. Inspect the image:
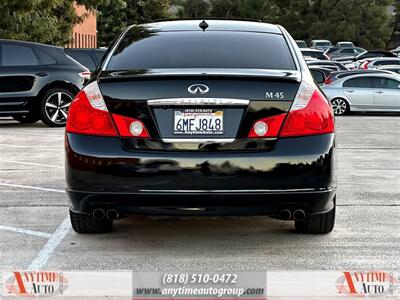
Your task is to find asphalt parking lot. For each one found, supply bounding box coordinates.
[0,114,399,272]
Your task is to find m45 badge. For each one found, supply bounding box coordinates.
[265,91,285,99]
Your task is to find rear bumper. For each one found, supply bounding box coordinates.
[67,188,336,217]
[65,133,336,216]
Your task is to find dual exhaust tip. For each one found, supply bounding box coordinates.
[92,208,119,221]
[279,209,306,221]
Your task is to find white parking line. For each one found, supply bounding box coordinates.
[28,217,70,270]
[0,143,60,149]
[0,224,52,238]
[0,183,65,193]
[0,159,63,169]
[0,131,63,137]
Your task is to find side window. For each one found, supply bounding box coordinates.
[1,44,38,66]
[66,51,96,69]
[340,49,354,54]
[375,60,400,66]
[373,77,400,89]
[35,48,56,65]
[343,77,372,88]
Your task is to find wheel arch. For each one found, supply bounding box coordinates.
[37,81,80,104]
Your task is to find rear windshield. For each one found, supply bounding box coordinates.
[316,42,332,46]
[301,51,326,60]
[106,30,296,70]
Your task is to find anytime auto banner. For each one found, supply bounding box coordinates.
[1,271,399,299]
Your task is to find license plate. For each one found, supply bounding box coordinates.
[174,109,223,135]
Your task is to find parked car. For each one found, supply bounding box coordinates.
[357,57,400,70]
[309,67,333,84]
[321,73,400,115]
[65,20,336,234]
[336,41,355,48]
[310,39,332,51]
[307,60,348,71]
[64,48,106,71]
[325,47,365,59]
[344,50,398,69]
[300,48,329,60]
[295,40,307,48]
[377,65,400,74]
[323,69,394,85]
[0,39,88,126]
[391,46,400,56]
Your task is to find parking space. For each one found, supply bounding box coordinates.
[0,115,399,271]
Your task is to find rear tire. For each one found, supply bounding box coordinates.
[40,88,74,127]
[69,210,113,234]
[295,200,336,234]
[12,114,40,124]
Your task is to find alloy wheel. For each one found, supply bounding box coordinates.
[331,99,348,115]
[44,92,73,125]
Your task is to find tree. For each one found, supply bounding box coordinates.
[178,0,211,18]
[97,0,127,47]
[389,0,400,48]
[305,0,393,49]
[0,0,102,46]
[96,0,171,47]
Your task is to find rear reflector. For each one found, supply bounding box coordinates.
[280,82,334,137]
[248,114,286,138]
[66,81,150,138]
[111,114,149,138]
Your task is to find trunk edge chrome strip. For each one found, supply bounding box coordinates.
[148,98,250,106]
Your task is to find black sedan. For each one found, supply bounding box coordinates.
[0,39,88,126]
[65,20,336,234]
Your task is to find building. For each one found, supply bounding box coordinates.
[70,3,97,48]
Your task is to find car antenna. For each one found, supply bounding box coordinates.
[199,20,209,32]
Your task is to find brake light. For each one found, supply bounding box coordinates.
[280,82,334,137]
[111,114,149,138]
[248,114,286,138]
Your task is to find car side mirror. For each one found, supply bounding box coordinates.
[310,70,326,84]
[352,57,357,62]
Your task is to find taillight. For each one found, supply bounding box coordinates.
[361,60,370,69]
[66,82,117,136]
[248,114,286,138]
[280,82,334,137]
[324,75,333,85]
[66,81,150,138]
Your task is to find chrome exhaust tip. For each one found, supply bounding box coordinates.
[293,209,306,222]
[106,209,119,220]
[278,209,292,220]
[92,208,105,220]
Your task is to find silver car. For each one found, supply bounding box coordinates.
[321,73,400,115]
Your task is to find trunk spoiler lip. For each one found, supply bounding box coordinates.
[98,68,302,82]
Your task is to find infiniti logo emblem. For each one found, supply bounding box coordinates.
[188,84,209,95]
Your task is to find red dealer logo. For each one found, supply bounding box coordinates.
[336,272,398,297]
[4,271,69,297]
